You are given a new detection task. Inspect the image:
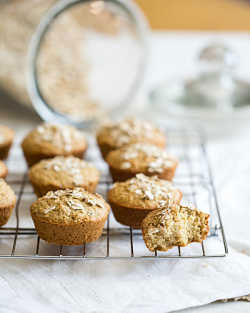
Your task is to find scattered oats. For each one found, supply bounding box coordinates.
[159,200,167,207]
[43,157,89,185]
[44,205,56,214]
[118,143,176,173]
[144,190,154,200]
[121,162,131,169]
[104,118,157,147]
[67,199,84,210]
[126,174,178,205]
[44,192,58,199]
[135,189,142,195]
[36,124,83,152]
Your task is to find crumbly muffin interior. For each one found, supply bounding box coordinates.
[142,206,209,251]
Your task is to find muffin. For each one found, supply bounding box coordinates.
[0,125,14,160]
[0,161,8,179]
[142,205,210,252]
[106,143,178,182]
[29,156,100,197]
[22,123,87,167]
[31,188,110,245]
[0,179,16,226]
[108,173,182,229]
[96,117,166,159]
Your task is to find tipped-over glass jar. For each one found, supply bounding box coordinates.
[28,0,149,128]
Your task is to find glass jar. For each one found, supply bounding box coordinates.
[27,0,149,128]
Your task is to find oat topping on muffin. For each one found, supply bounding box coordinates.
[35,123,83,152]
[142,205,210,252]
[41,156,95,186]
[31,188,110,245]
[110,174,180,208]
[108,174,182,229]
[22,123,87,166]
[96,117,166,159]
[107,143,177,174]
[32,188,108,223]
[98,118,165,147]
[29,156,100,197]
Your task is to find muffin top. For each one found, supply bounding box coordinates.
[31,188,110,225]
[22,123,87,155]
[29,156,99,189]
[0,179,16,208]
[0,125,14,148]
[0,161,7,178]
[96,118,166,149]
[106,143,178,173]
[108,174,182,210]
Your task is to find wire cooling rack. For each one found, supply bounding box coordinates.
[0,127,228,260]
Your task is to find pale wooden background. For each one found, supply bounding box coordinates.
[135,0,250,30]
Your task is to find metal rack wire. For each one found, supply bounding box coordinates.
[0,127,228,260]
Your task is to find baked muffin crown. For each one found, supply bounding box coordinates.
[0,126,14,147]
[29,156,99,189]
[31,188,110,225]
[97,118,166,149]
[22,123,86,155]
[108,173,182,210]
[0,161,8,179]
[0,178,16,208]
[106,143,177,173]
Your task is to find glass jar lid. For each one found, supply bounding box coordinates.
[28,0,149,128]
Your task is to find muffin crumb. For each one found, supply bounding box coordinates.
[142,205,210,252]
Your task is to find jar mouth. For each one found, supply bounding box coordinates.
[27,0,149,128]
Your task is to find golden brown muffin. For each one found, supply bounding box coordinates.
[108,174,182,229]
[31,188,110,246]
[29,156,100,197]
[0,125,14,160]
[142,205,210,252]
[22,123,87,167]
[0,179,16,226]
[106,143,178,182]
[96,117,166,159]
[0,161,8,179]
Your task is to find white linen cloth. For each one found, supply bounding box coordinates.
[1,32,250,313]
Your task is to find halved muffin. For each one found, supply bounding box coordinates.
[142,205,210,252]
